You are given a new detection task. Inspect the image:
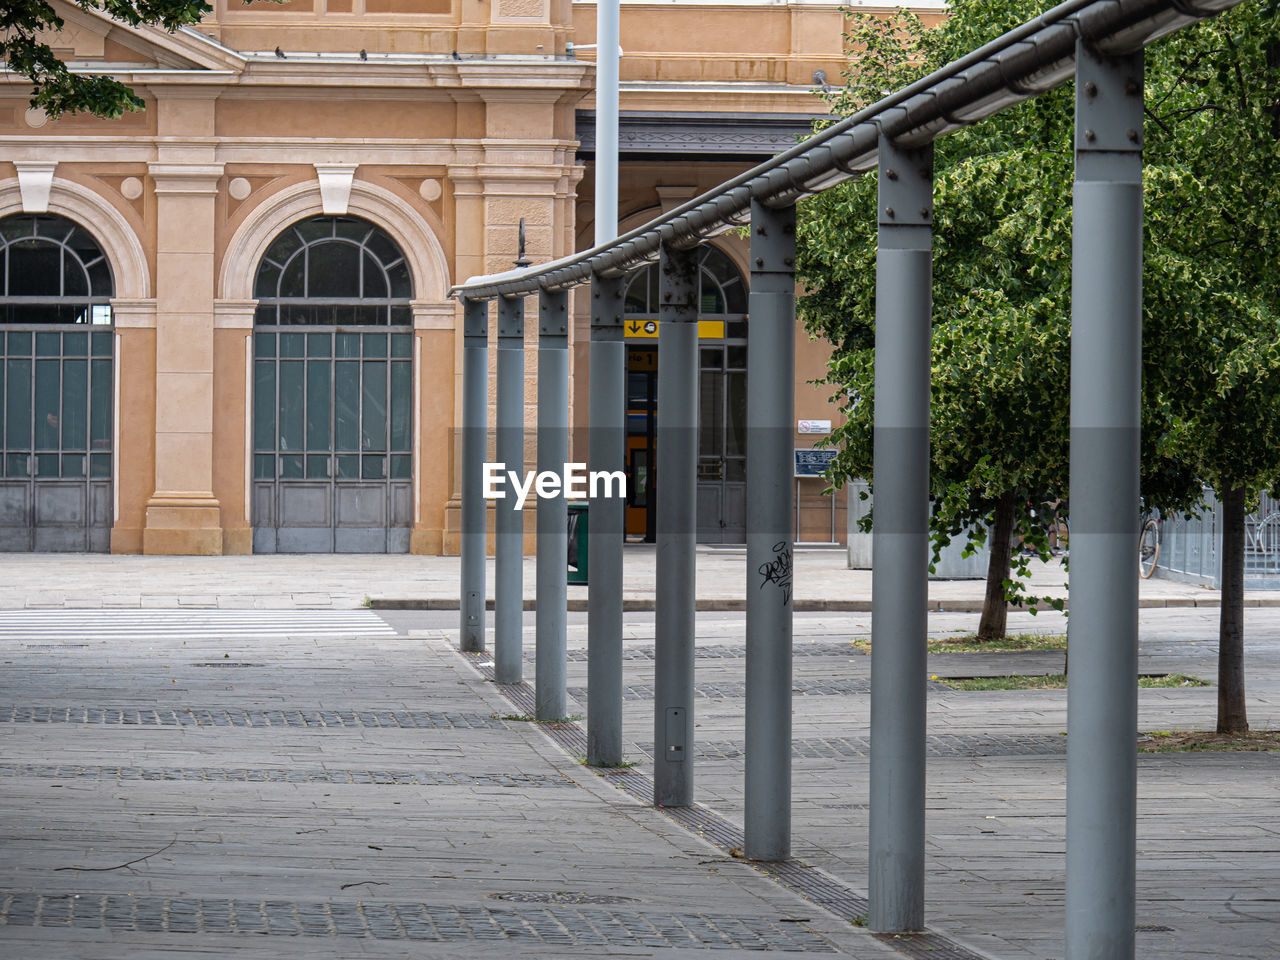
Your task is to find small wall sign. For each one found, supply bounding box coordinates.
[797,419,832,435]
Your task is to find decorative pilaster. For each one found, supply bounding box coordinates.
[143,163,225,555]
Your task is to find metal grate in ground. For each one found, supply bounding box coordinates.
[0,762,573,788]
[0,705,507,729]
[0,891,838,951]
[461,650,987,960]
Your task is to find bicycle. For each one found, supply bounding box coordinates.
[1139,511,1160,579]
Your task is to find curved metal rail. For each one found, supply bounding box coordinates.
[452,0,1236,300]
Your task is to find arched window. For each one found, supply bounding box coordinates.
[0,214,114,324]
[622,244,747,318]
[254,216,413,325]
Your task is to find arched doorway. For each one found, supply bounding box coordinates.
[623,244,748,543]
[251,215,414,553]
[0,213,114,551]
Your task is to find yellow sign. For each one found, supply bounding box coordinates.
[623,319,726,340]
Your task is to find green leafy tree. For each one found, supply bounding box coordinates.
[800,0,1280,735]
[2,0,219,118]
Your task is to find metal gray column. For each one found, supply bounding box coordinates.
[745,200,795,860]
[536,287,569,720]
[460,298,489,652]
[654,243,698,807]
[588,273,626,765]
[495,294,525,683]
[869,136,933,932]
[1066,42,1143,960]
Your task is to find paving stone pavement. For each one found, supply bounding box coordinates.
[0,606,901,959]
[2,556,1279,959]
[532,606,1280,960]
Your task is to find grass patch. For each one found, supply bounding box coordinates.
[852,633,1067,654]
[937,672,1208,691]
[1140,729,1280,752]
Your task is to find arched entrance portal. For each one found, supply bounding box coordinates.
[623,244,747,543]
[0,213,114,551]
[251,215,414,553]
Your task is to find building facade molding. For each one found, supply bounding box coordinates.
[218,177,452,302]
[0,178,151,298]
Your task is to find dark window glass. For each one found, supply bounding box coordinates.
[308,241,361,298]
[9,241,62,296]
[254,216,412,326]
[0,215,114,317]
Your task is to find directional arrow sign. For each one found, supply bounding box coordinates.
[625,319,658,339]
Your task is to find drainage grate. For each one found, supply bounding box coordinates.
[490,892,638,906]
[0,891,837,951]
[0,706,508,730]
[191,662,262,668]
[0,762,574,788]
[461,651,988,960]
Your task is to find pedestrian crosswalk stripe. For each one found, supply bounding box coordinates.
[0,609,398,641]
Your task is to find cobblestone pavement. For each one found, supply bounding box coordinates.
[447,605,1280,960]
[0,607,899,959]
[3,569,1280,959]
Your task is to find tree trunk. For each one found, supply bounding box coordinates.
[1218,485,1249,734]
[977,492,1017,640]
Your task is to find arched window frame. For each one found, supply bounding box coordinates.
[622,244,748,320]
[254,216,414,326]
[0,214,114,325]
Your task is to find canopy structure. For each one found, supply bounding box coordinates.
[451,2,1246,957]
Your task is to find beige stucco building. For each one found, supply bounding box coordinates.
[0,0,942,556]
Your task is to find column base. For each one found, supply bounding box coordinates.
[411,526,445,555]
[221,525,253,555]
[143,494,224,556]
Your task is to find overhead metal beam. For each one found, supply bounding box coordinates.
[450,0,1235,303]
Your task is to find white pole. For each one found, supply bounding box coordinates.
[595,0,620,246]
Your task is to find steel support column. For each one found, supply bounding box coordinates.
[588,273,626,765]
[654,243,698,807]
[745,200,796,861]
[460,298,489,652]
[495,294,526,683]
[536,288,570,720]
[869,136,933,932]
[1066,42,1144,960]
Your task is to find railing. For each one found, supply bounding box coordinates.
[1158,490,1280,588]
[450,0,1246,954]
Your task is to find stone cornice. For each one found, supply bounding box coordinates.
[148,163,224,194]
[576,110,825,159]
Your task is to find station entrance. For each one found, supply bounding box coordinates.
[622,244,747,544]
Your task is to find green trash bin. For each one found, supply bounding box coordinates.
[567,501,589,584]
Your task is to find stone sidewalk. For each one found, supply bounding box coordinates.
[0,547,1246,611]
[0,607,899,959]
[1,585,1277,958]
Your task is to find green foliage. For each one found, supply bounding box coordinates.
[1,0,215,118]
[799,1,1280,609]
